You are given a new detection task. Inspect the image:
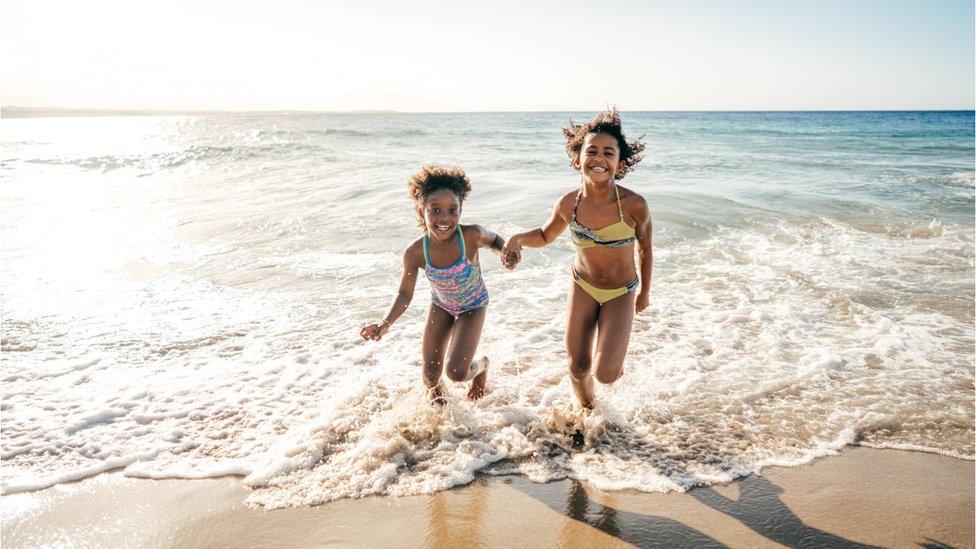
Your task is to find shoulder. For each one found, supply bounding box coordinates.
[460,224,481,242]
[460,224,489,255]
[460,223,495,243]
[554,189,579,214]
[406,235,425,252]
[403,236,426,266]
[616,185,647,207]
[558,189,580,205]
[618,186,650,219]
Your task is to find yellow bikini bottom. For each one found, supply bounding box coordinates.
[572,268,639,305]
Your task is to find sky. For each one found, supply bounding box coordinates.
[3,0,974,111]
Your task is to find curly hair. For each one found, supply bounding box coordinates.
[564,107,646,180]
[407,164,472,230]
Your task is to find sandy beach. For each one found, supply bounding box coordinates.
[2,447,971,548]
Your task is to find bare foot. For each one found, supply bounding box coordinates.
[429,383,446,406]
[570,372,596,410]
[466,357,489,400]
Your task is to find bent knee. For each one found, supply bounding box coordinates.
[444,361,468,382]
[568,358,592,380]
[594,366,623,385]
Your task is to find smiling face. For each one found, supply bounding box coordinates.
[422,188,462,241]
[574,132,624,184]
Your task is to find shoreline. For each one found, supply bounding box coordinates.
[2,447,972,548]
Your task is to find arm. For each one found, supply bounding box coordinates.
[633,198,653,314]
[472,224,504,254]
[360,243,423,341]
[501,195,573,269]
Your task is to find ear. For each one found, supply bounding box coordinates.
[617,159,625,172]
[571,154,581,170]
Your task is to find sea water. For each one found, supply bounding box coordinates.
[1,111,973,507]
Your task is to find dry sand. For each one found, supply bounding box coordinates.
[2,447,972,548]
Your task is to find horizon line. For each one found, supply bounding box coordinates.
[2,105,975,118]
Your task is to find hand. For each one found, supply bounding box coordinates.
[360,321,390,341]
[501,236,522,270]
[502,249,520,270]
[635,292,649,314]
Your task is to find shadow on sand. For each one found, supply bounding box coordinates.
[514,474,881,548]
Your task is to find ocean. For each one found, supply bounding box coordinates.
[1,111,973,507]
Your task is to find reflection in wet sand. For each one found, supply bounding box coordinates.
[426,479,488,548]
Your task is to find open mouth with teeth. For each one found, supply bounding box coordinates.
[433,223,454,233]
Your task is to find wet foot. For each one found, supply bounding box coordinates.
[429,383,446,406]
[570,372,596,410]
[467,357,489,400]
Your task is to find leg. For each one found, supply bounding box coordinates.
[592,291,636,385]
[442,307,489,400]
[566,279,600,409]
[422,303,455,405]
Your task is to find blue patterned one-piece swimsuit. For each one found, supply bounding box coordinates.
[423,227,489,317]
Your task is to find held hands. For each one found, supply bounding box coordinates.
[360,320,390,341]
[501,236,522,270]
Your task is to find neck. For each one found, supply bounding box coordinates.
[581,179,615,201]
[426,229,457,245]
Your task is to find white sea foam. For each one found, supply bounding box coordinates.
[949,171,975,187]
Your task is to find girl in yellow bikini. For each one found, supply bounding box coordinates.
[502,108,651,409]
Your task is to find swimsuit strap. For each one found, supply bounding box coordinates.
[423,228,465,267]
[615,185,624,221]
[574,185,624,221]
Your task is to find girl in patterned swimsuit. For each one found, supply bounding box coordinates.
[502,108,652,409]
[361,165,506,404]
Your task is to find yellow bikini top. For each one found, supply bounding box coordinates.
[569,186,636,249]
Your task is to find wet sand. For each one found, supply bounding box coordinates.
[2,447,973,548]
